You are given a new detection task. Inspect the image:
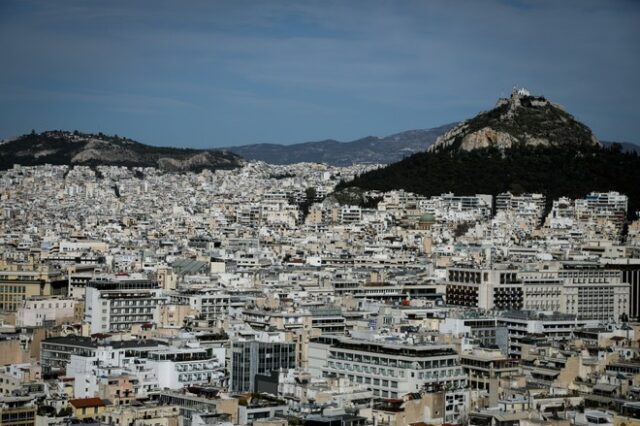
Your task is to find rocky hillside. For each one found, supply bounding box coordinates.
[0,130,243,172]
[429,88,599,152]
[226,123,456,165]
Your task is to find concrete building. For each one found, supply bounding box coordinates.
[40,335,164,375]
[309,335,468,421]
[144,344,225,390]
[84,280,163,333]
[15,297,76,327]
[230,340,296,393]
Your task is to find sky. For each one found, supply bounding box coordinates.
[0,0,638,148]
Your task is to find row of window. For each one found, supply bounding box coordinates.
[330,351,456,368]
[178,372,211,382]
[111,308,154,314]
[111,300,156,307]
[0,285,26,293]
[328,362,463,379]
[29,302,71,309]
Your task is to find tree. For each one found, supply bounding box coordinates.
[57,407,72,417]
[305,187,317,202]
[299,187,319,220]
[454,222,471,237]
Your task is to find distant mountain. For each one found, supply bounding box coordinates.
[340,89,640,218]
[0,130,243,172]
[226,123,457,166]
[601,141,640,154]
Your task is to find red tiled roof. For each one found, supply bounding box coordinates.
[69,398,106,409]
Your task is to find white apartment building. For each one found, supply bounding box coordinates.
[236,204,262,227]
[0,363,39,396]
[496,311,598,357]
[144,343,225,390]
[339,206,362,224]
[547,192,628,232]
[548,197,576,229]
[16,296,76,327]
[85,280,163,333]
[439,193,493,219]
[309,335,468,421]
[63,337,223,397]
[169,291,246,324]
[576,191,628,226]
[496,192,546,219]
[65,339,166,397]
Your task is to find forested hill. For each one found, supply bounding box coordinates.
[339,143,640,219]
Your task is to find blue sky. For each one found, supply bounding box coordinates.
[0,0,638,148]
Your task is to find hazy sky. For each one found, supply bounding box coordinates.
[1,0,638,148]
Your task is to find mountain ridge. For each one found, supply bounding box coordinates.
[225,123,457,165]
[0,130,243,172]
[1,124,637,171]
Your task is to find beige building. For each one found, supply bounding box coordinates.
[102,403,180,426]
[0,267,65,313]
[69,398,107,420]
[159,303,196,328]
[372,391,445,426]
[0,340,29,366]
[98,375,136,406]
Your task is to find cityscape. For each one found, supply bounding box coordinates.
[1,2,639,426]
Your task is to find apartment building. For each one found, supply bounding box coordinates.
[309,335,468,420]
[461,348,520,407]
[339,206,362,225]
[40,335,165,375]
[143,344,225,390]
[576,191,628,228]
[0,396,36,426]
[15,296,76,327]
[439,314,499,348]
[445,266,523,311]
[84,280,163,333]
[496,310,595,358]
[439,193,493,219]
[496,192,546,219]
[169,291,247,325]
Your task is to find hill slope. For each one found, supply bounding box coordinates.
[341,90,640,218]
[0,130,243,172]
[226,123,456,165]
[429,88,599,152]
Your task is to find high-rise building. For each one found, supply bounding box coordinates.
[230,340,296,393]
